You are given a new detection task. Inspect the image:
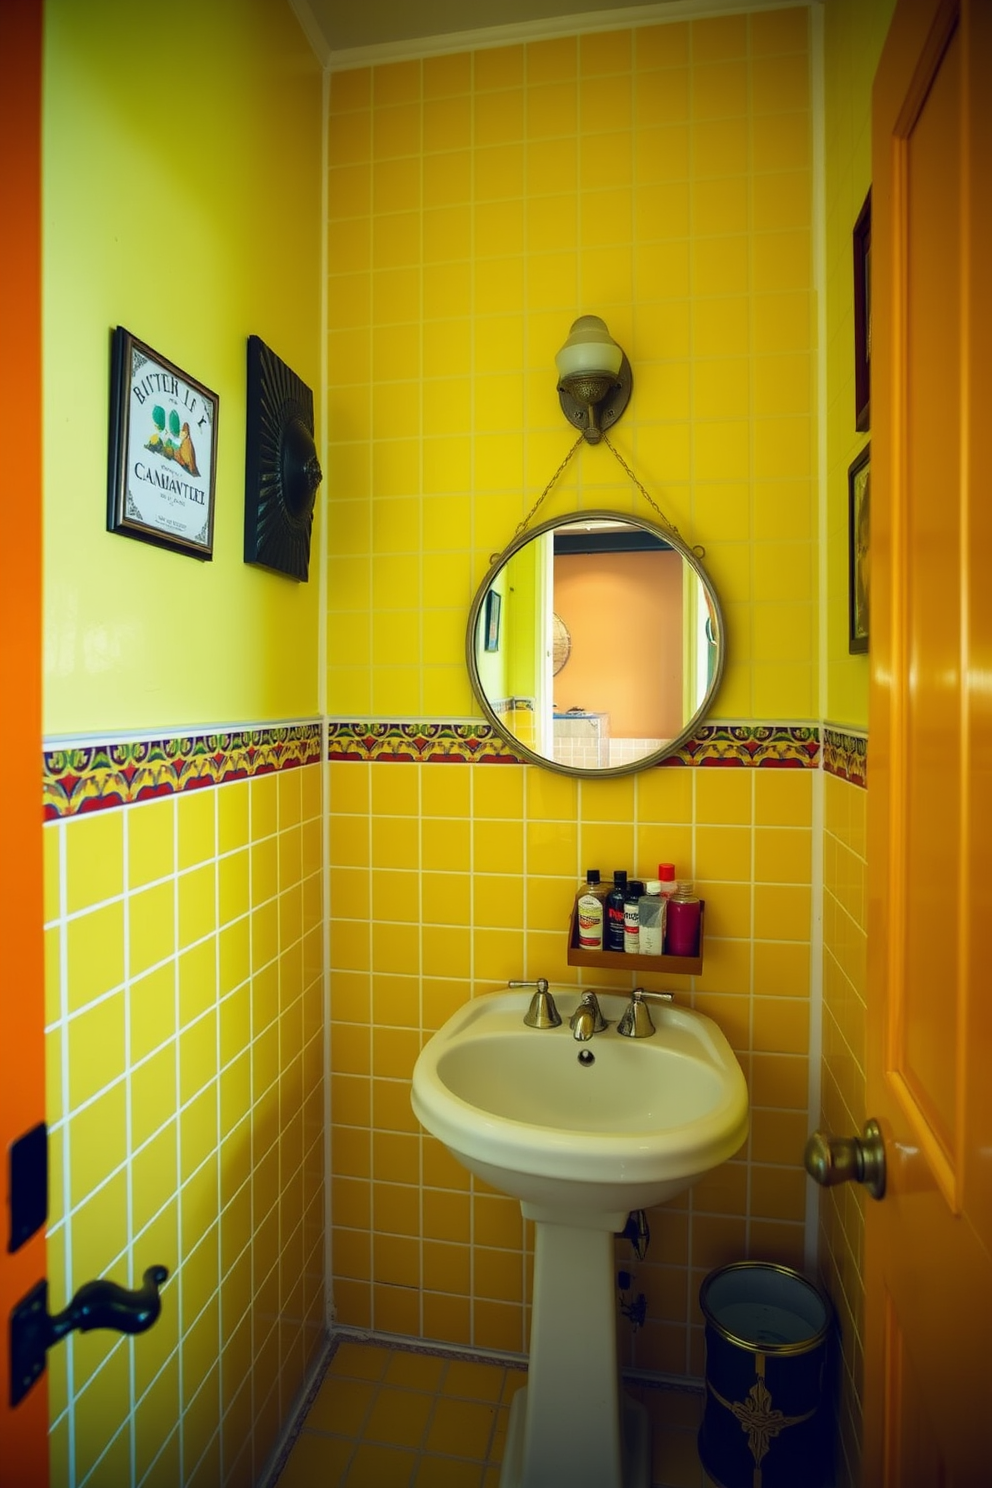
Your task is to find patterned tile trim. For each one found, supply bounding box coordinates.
[823,727,868,788]
[43,720,322,820]
[327,721,525,764]
[327,720,821,768]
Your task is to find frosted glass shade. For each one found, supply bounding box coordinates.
[555,316,624,380]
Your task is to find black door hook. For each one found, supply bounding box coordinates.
[10,1264,168,1406]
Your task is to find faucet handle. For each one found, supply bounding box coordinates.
[510,979,562,1028]
[569,991,608,1034]
[617,987,674,1039]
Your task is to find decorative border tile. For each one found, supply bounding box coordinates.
[43,721,322,820]
[327,720,821,768]
[327,721,524,764]
[823,727,867,788]
[664,724,820,768]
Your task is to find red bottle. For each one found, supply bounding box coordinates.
[666,881,701,956]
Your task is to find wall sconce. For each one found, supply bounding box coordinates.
[555,314,632,444]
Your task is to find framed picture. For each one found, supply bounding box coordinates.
[853,189,871,432]
[107,327,218,559]
[848,443,870,654]
[484,589,502,652]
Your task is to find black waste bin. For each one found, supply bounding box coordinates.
[698,1262,832,1488]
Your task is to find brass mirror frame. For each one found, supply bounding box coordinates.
[466,508,726,778]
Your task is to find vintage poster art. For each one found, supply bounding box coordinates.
[107,328,218,558]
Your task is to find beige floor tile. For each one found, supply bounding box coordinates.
[412,1456,486,1487]
[276,1431,353,1487]
[441,1359,506,1403]
[346,1440,417,1487]
[329,1340,393,1381]
[306,1374,376,1435]
[363,1385,434,1449]
[424,1396,498,1460]
[385,1350,447,1392]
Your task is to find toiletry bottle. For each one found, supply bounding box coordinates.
[638,880,664,956]
[605,870,628,952]
[658,863,677,902]
[624,880,645,953]
[666,881,701,957]
[577,870,604,951]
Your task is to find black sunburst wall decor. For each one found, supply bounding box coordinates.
[244,335,322,580]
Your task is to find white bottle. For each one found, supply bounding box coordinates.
[577,870,604,951]
[638,881,665,955]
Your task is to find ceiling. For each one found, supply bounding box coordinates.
[298,0,689,66]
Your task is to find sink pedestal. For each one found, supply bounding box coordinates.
[499,1205,650,1488]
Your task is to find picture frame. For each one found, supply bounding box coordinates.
[484,589,502,652]
[853,189,872,433]
[107,327,218,559]
[848,443,870,654]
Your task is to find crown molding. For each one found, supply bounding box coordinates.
[291,0,816,74]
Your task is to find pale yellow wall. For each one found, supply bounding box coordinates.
[823,0,895,728]
[325,11,820,1374]
[39,4,327,1485]
[820,4,895,1484]
[42,0,323,737]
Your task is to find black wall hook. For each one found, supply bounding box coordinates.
[10,1265,168,1406]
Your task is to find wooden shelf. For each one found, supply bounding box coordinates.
[566,895,704,976]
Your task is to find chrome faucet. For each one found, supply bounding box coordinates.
[570,991,607,1041]
[617,987,675,1038]
[509,978,562,1028]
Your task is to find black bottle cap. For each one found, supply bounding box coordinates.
[612,869,627,886]
[625,881,645,898]
[586,869,601,885]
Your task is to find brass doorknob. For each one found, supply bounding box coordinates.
[804,1118,886,1200]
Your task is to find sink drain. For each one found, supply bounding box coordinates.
[577,1049,595,1066]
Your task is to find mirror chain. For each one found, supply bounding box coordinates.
[502,435,585,558]
[604,437,703,557]
[503,432,704,560]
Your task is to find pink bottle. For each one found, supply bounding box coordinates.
[666,881,701,957]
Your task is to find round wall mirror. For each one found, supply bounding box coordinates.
[466,508,725,777]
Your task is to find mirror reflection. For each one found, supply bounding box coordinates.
[467,509,724,777]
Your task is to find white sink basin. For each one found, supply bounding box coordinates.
[412,989,749,1223]
[411,988,749,1488]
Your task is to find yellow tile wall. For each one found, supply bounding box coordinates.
[329,758,815,1375]
[823,0,894,726]
[44,762,325,1488]
[325,7,818,725]
[324,8,820,1383]
[820,2,894,1482]
[820,770,868,1488]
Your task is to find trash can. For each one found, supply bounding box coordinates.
[698,1262,832,1488]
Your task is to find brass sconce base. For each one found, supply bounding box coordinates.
[557,353,633,443]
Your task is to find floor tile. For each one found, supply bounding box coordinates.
[276,1430,353,1487]
[363,1385,434,1449]
[306,1374,376,1436]
[272,1337,722,1488]
[424,1395,498,1459]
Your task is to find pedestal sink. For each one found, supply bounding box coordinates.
[411,988,749,1488]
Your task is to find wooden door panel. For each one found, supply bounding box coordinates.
[882,1294,946,1488]
[0,0,49,1480]
[897,13,961,1189]
[867,1,992,1483]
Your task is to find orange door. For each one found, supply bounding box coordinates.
[865,0,992,1482]
[0,0,49,1481]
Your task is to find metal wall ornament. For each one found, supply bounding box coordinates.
[244,335,321,581]
[107,328,218,559]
